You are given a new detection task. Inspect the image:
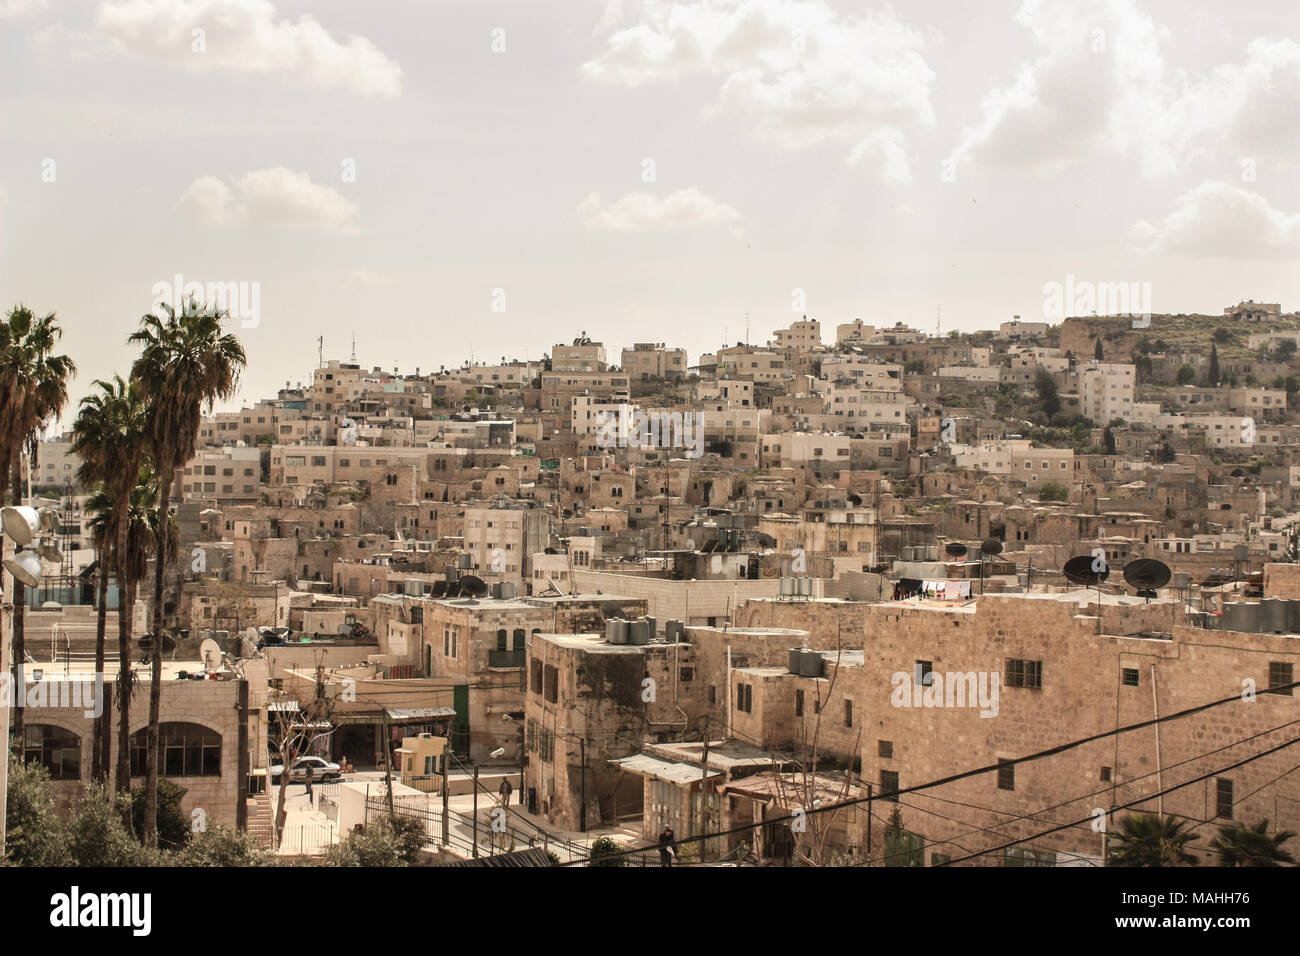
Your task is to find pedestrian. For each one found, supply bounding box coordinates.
[658,825,676,867]
[499,777,513,806]
[304,765,314,807]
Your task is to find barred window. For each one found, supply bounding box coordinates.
[1006,659,1043,689]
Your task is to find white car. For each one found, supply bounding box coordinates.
[271,756,342,784]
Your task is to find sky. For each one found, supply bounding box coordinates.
[2,0,1298,415]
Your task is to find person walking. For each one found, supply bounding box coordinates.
[304,765,315,807]
[499,777,513,806]
[658,825,676,867]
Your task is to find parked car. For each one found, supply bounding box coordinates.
[270,755,342,784]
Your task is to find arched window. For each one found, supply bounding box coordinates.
[130,722,222,778]
[24,724,80,780]
[497,629,508,651]
[513,628,526,650]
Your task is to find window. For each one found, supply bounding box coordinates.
[529,659,543,694]
[1215,778,1234,819]
[931,852,952,866]
[130,723,221,777]
[513,629,525,651]
[497,629,508,651]
[880,770,899,802]
[1005,846,1056,867]
[1268,661,1294,696]
[997,759,1015,791]
[1121,668,1140,687]
[544,665,559,703]
[24,724,80,780]
[795,689,804,717]
[1005,659,1043,689]
[844,699,854,728]
[915,660,934,686]
[1100,766,1112,782]
[679,667,694,682]
[736,682,753,713]
[878,740,893,759]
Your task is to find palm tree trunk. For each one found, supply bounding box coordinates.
[10,459,24,757]
[114,492,132,795]
[116,581,133,794]
[91,553,109,779]
[143,478,171,849]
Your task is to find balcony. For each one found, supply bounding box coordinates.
[488,649,525,669]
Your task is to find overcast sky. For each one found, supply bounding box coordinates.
[2,0,1298,413]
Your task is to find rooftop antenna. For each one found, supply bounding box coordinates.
[936,305,942,338]
[350,331,357,365]
[317,335,323,369]
[745,311,750,346]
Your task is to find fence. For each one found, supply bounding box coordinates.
[363,795,592,862]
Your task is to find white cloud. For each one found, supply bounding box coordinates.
[577,188,743,236]
[582,0,934,168]
[847,128,912,184]
[97,0,401,97]
[948,0,1300,178]
[1130,180,1300,256]
[0,0,48,18]
[176,167,360,233]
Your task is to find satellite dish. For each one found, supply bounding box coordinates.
[1064,555,1109,586]
[199,639,222,670]
[848,494,863,506]
[755,533,777,548]
[945,542,968,557]
[600,602,626,621]
[1123,559,1171,591]
[460,574,488,598]
[980,539,1003,556]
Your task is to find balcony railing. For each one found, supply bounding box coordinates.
[488,649,525,669]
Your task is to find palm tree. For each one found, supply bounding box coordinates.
[72,376,150,784]
[129,299,245,847]
[0,306,75,754]
[82,488,113,780]
[1108,813,1200,867]
[1209,820,1296,867]
[91,466,168,800]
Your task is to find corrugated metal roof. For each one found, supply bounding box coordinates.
[613,754,723,785]
[386,707,456,721]
[439,847,555,868]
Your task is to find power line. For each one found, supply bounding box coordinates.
[556,679,1300,865]
[935,732,1300,866]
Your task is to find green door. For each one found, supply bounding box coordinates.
[452,684,470,754]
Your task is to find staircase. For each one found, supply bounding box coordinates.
[246,787,275,848]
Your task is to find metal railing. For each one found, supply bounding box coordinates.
[488,648,525,668]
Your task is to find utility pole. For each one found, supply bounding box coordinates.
[441,744,449,846]
[472,762,480,858]
[700,716,711,861]
[579,736,587,833]
[381,709,395,818]
[865,783,873,865]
